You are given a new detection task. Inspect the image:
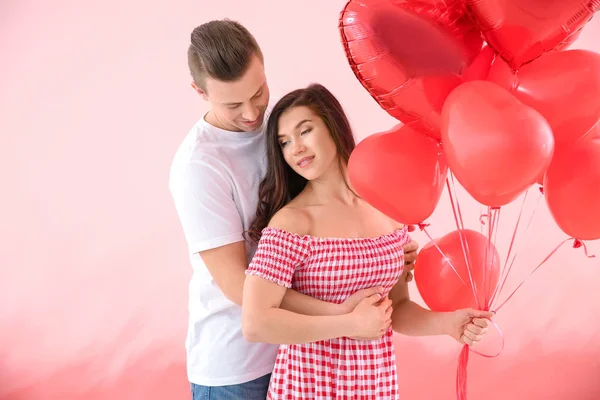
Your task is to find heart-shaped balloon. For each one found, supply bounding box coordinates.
[441,81,555,207]
[544,133,600,240]
[348,124,448,224]
[463,45,496,81]
[339,0,484,141]
[555,28,583,51]
[414,229,501,312]
[466,0,600,69]
[488,50,600,148]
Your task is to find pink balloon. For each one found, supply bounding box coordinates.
[414,229,501,312]
[441,80,555,207]
[544,133,600,240]
[348,124,448,224]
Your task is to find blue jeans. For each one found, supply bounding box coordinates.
[191,373,271,400]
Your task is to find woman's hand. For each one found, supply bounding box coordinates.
[443,308,495,346]
[339,286,384,314]
[347,293,393,340]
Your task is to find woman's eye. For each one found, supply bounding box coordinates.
[301,128,311,135]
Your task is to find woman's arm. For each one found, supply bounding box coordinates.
[281,286,384,316]
[389,277,450,336]
[242,206,392,344]
[388,278,494,344]
[242,275,392,344]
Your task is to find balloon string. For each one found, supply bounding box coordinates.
[420,225,468,287]
[456,345,469,400]
[490,190,543,308]
[449,175,478,305]
[447,175,480,309]
[482,208,492,310]
[456,319,505,400]
[573,239,596,258]
[493,238,596,312]
[492,208,503,306]
[484,207,501,309]
[488,190,529,306]
[469,319,504,358]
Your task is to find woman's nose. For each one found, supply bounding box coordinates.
[292,142,306,155]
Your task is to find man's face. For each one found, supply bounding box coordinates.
[195,54,270,132]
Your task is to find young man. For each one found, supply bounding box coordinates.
[169,19,419,400]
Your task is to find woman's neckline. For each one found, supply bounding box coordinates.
[262,225,407,242]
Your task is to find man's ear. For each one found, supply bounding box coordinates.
[191,82,208,101]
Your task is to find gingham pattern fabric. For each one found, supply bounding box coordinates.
[246,226,409,400]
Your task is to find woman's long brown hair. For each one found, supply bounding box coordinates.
[246,83,356,243]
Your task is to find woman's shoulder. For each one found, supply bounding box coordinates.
[267,204,312,237]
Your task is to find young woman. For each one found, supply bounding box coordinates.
[242,84,492,399]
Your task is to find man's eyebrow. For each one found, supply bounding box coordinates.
[223,85,263,106]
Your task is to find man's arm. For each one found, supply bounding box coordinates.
[200,235,419,313]
[200,241,368,315]
[242,275,390,344]
[172,160,358,316]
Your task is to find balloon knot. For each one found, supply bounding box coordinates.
[417,223,430,231]
[572,239,596,258]
[538,186,544,195]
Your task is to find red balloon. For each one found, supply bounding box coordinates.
[544,133,600,240]
[348,124,448,224]
[414,229,501,312]
[339,0,484,141]
[555,29,583,51]
[466,0,600,69]
[463,45,496,82]
[488,50,600,148]
[535,121,600,185]
[441,81,555,207]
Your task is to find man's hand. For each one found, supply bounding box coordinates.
[403,239,419,271]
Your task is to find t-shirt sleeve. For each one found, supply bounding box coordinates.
[169,159,244,255]
[245,228,310,288]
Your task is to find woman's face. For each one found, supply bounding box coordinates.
[276,106,339,181]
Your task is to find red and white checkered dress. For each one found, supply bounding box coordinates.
[246,225,409,400]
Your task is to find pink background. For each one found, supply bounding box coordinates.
[1,1,599,399]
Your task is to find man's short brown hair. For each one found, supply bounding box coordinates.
[187,19,263,91]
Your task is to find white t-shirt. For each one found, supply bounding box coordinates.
[169,116,278,386]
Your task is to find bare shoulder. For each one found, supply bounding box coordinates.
[267,204,312,237]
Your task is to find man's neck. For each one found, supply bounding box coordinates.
[204,110,241,132]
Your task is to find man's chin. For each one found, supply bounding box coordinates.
[238,114,265,132]
[243,122,263,132]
